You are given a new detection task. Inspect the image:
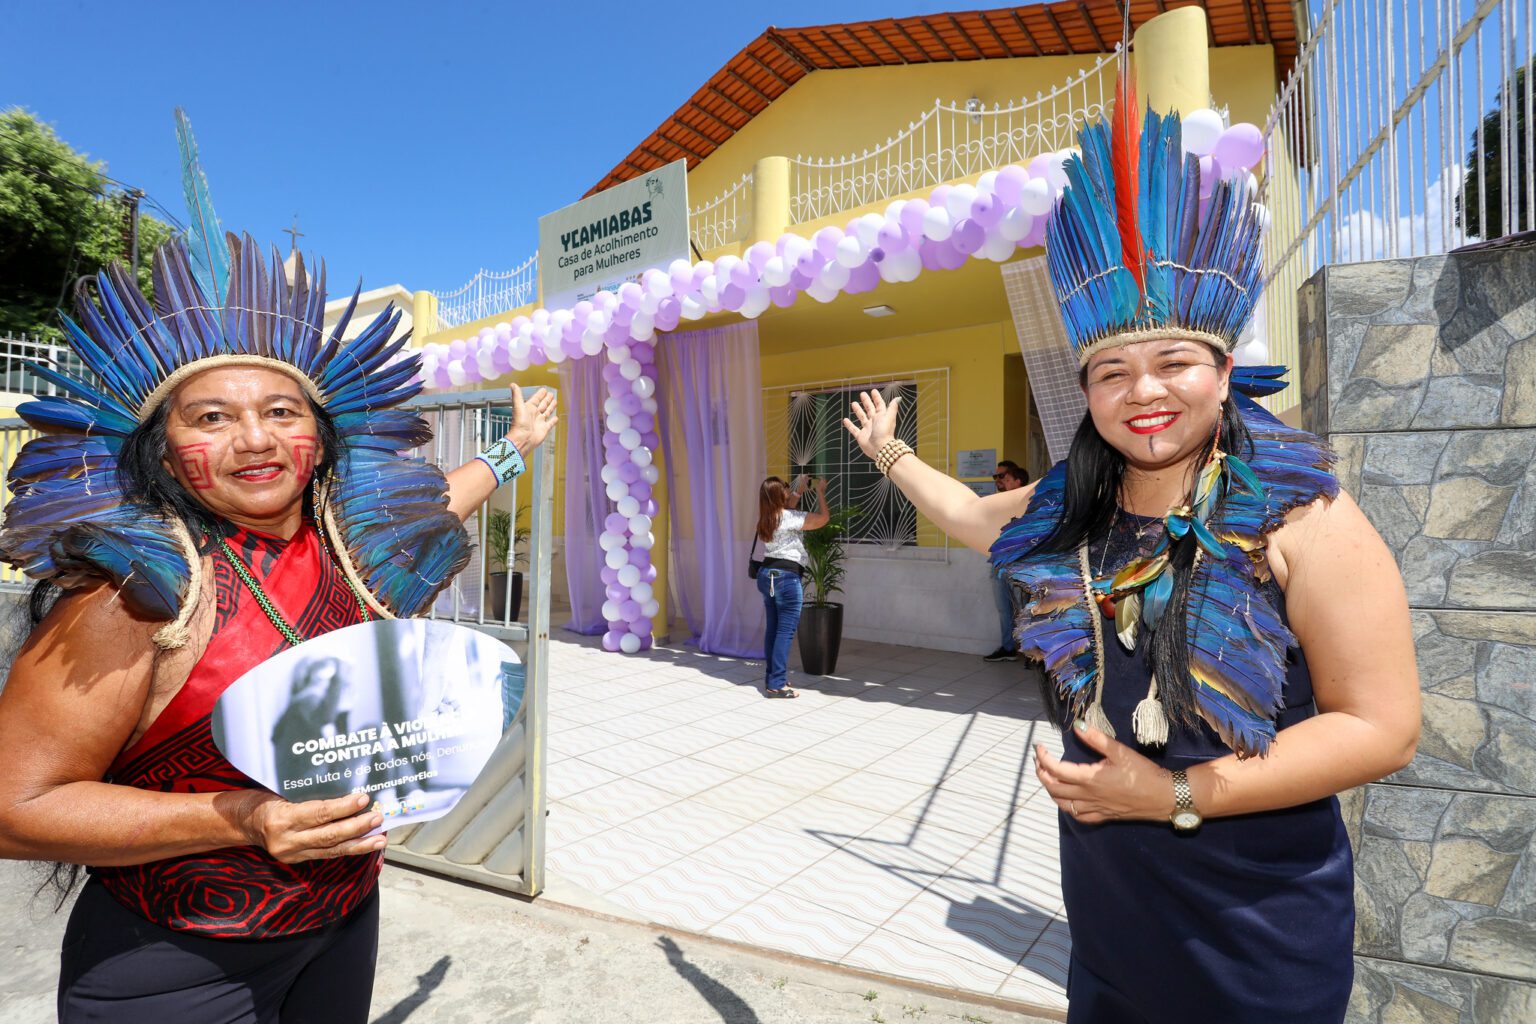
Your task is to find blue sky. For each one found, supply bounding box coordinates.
[2,1,947,296]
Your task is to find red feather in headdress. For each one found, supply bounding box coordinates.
[1112,68,1147,301]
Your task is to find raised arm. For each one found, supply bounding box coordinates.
[0,586,386,866]
[445,384,559,521]
[1035,490,1421,822]
[842,389,1035,554]
[801,477,831,531]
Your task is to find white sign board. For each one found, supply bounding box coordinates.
[956,448,998,478]
[539,160,689,310]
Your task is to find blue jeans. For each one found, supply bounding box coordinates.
[756,568,803,690]
[991,572,1018,651]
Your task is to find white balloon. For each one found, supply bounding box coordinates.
[631,581,653,603]
[945,183,978,221]
[1253,203,1272,231]
[806,280,839,303]
[761,255,791,287]
[639,291,661,315]
[981,231,1017,262]
[641,464,659,484]
[600,464,618,484]
[587,310,609,333]
[550,309,573,331]
[604,548,628,570]
[976,170,1000,197]
[853,212,884,248]
[604,412,627,433]
[780,234,811,265]
[632,531,654,550]
[601,600,620,621]
[605,479,627,502]
[699,275,720,306]
[1047,151,1073,191]
[616,496,640,519]
[619,427,641,450]
[1182,108,1225,157]
[607,343,631,365]
[619,633,641,654]
[1232,337,1269,366]
[922,205,954,241]
[999,206,1034,241]
[818,260,851,290]
[603,397,620,416]
[680,296,707,320]
[508,353,530,372]
[640,598,660,618]
[509,336,531,360]
[616,563,641,587]
[834,234,865,268]
[477,350,497,379]
[641,397,658,414]
[543,343,566,364]
[599,531,624,551]
[628,313,654,341]
[580,330,604,356]
[739,288,771,319]
[619,358,642,381]
[1019,178,1053,216]
[886,247,922,281]
[633,376,655,399]
[631,446,653,468]
[644,270,672,298]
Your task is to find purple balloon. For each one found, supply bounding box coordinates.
[1213,123,1265,174]
[789,269,816,291]
[795,250,825,278]
[605,513,627,533]
[1198,156,1224,198]
[729,262,758,291]
[638,635,653,651]
[620,599,641,620]
[630,481,652,502]
[657,297,680,322]
[631,342,655,362]
[877,221,906,249]
[719,283,746,310]
[744,240,775,270]
[563,335,584,358]
[628,547,650,567]
[619,393,643,415]
[941,241,970,270]
[952,218,986,254]
[770,284,797,308]
[491,345,512,373]
[600,566,620,585]
[641,431,660,448]
[448,339,467,360]
[812,226,844,259]
[1021,215,1048,249]
[995,165,1029,206]
[1027,154,1053,183]
[629,413,652,433]
[433,365,453,389]
[527,347,547,366]
[602,362,623,383]
[630,616,652,636]
[928,184,952,212]
[601,631,622,652]
[971,193,1003,227]
[612,302,635,326]
[617,281,643,308]
[845,261,881,294]
[617,461,640,483]
[642,562,657,581]
[869,246,887,263]
[899,199,929,236]
[606,584,626,602]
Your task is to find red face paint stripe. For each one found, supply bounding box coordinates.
[175,443,215,490]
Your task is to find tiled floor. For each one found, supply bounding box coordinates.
[542,632,1069,1013]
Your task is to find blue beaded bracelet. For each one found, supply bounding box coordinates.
[475,439,526,486]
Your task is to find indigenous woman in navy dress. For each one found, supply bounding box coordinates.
[843,82,1420,1023]
[0,238,555,1022]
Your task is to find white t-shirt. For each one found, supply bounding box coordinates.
[763,509,808,565]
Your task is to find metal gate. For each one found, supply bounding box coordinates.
[383,387,554,896]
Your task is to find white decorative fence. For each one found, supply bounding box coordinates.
[0,334,87,397]
[688,171,753,252]
[434,255,540,331]
[1260,0,1535,407]
[789,51,1119,224]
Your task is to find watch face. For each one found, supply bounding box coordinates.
[1172,810,1202,831]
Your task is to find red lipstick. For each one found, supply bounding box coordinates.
[1124,411,1182,435]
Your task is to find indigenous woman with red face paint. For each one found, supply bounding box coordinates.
[845,87,1418,1024]
[0,238,555,1023]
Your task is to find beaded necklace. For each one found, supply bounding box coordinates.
[215,525,370,647]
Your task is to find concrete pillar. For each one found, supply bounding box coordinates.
[749,156,791,246]
[1132,7,1211,117]
[412,289,440,341]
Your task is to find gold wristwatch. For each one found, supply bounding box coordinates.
[1169,769,1203,832]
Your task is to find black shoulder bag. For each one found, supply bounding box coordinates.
[747,534,764,580]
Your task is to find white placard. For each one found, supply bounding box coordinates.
[211,620,523,832]
[539,160,689,309]
[956,448,998,478]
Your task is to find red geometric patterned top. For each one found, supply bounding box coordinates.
[94,521,382,937]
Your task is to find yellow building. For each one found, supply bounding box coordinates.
[416,2,1304,653]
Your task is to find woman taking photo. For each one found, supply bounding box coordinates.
[843,96,1418,1023]
[0,239,556,1022]
[753,475,827,698]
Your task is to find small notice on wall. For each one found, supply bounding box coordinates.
[961,480,996,498]
[956,448,998,478]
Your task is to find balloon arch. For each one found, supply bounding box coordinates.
[417,109,1267,654]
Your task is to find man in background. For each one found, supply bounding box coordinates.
[982,461,1028,662]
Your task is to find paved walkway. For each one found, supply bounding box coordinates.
[542,632,1069,1015]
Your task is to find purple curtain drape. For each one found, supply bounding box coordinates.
[559,357,609,635]
[657,322,766,657]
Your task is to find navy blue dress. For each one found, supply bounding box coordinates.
[1057,515,1354,1023]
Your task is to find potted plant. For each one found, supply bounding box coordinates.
[797,506,858,676]
[485,507,530,621]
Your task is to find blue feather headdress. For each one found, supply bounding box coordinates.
[0,238,469,646]
[1046,75,1266,364]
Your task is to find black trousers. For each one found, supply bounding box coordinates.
[58,879,379,1024]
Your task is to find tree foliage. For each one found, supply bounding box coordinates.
[0,108,175,339]
[1456,60,1533,240]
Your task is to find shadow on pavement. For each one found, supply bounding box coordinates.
[657,936,762,1024]
[371,955,450,1024]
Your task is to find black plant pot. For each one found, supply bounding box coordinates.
[486,570,525,621]
[797,602,843,676]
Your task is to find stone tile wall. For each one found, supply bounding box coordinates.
[1297,241,1536,1023]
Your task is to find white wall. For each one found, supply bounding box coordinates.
[836,545,1000,654]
